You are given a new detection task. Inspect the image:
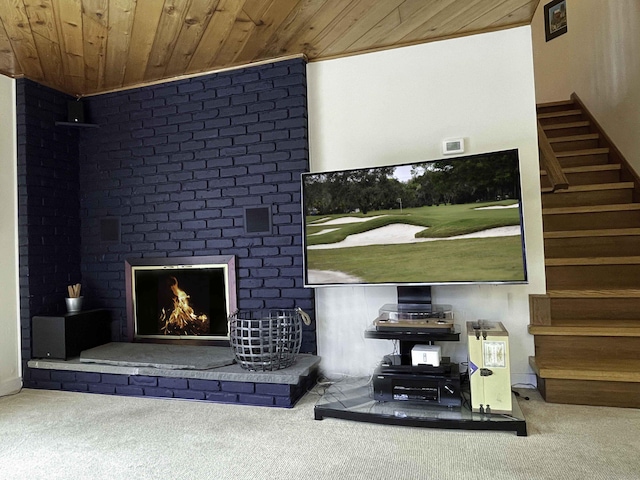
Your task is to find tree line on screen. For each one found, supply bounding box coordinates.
[304,153,521,215]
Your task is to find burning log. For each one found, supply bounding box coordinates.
[159,277,209,336]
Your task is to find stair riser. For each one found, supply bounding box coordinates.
[544,236,640,258]
[537,377,640,408]
[541,189,633,209]
[540,170,621,189]
[539,114,585,126]
[537,103,575,115]
[546,264,640,290]
[557,154,609,168]
[564,169,620,185]
[543,210,640,231]
[544,126,591,138]
[550,139,600,151]
[535,335,640,362]
[550,297,640,321]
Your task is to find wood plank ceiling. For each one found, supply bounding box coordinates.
[0,0,540,97]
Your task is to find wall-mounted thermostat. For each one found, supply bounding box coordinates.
[442,138,465,155]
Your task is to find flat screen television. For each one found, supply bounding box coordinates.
[301,149,527,287]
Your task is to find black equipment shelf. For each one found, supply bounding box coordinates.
[313,323,527,436]
[55,121,99,128]
[365,326,460,341]
[314,377,527,436]
[365,325,460,363]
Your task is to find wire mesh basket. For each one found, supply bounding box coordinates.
[229,309,304,371]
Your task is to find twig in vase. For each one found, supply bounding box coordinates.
[68,283,82,298]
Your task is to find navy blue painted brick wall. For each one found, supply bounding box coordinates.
[27,368,316,408]
[78,58,316,352]
[16,79,83,364]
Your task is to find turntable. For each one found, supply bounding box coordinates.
[373,303,455,333]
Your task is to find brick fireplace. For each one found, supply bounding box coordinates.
[125,255,237,342]
[18,58,317,403]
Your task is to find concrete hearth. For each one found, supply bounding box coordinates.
[29,343,320,384]
[80,342,237,371]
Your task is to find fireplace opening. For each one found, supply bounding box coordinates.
[125,256,237,343]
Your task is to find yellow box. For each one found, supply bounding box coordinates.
[467,321,512,413]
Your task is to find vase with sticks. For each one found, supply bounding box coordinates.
[66,283,83,313]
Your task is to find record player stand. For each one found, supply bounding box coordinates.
[313,376,527,436]
[315,323,527,435]
[313,286,527,435]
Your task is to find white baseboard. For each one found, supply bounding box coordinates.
[511,373,537,389]
[0,377,23,397]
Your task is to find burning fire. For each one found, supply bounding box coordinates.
[159,276,209,336]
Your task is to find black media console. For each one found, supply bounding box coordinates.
[313,286,527,436]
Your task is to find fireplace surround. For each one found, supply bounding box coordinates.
[125,255,237,344]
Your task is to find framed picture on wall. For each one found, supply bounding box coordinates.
[544,0,568,42]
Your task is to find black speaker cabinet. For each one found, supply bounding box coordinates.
[32,309,112,360]
[67,100,85,123]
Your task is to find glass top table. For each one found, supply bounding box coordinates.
[314,377,527,436]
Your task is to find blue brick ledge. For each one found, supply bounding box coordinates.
[26,355,320,408]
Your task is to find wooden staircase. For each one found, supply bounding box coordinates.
[529,93,640,408]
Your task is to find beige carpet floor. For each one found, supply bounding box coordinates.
[0,386,638,480]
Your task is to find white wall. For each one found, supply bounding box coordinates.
[307,26,544,385]
[532,0,640,172]
[0,75,21,397]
